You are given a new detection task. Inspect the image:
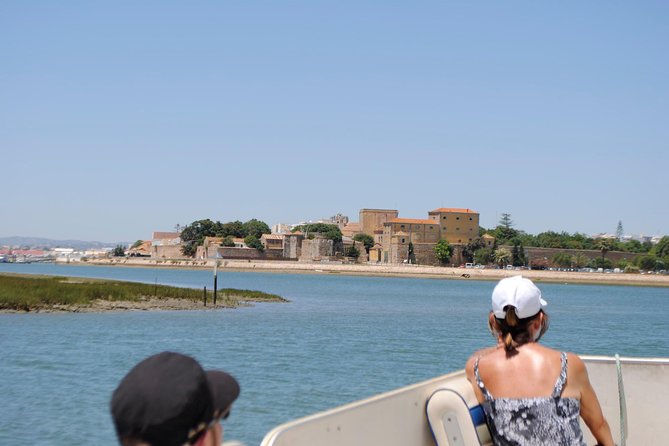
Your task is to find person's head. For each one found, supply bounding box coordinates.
[110,352,240,446]
[488,276,549,356]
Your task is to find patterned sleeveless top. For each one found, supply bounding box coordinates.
[474,352,586,446]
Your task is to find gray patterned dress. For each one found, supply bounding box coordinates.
[474,352,586,446]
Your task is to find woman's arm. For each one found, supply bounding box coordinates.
[569,354,615,446]
[465,355,485,404]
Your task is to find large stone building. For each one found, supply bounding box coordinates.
[151,232,183,259]
[379,208,481,265]
[380,218,441,264]
[359,209,399,237]
[427,208,479,245]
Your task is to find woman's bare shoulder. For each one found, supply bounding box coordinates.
[565,352,588,378]
[466,346,498,370]
[565,352,586,369]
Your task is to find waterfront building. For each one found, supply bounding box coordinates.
[380,208,480,265]
[261,233,284,251]
[359,209,399,238]
[151,232,182,259]
[427,208,479,245]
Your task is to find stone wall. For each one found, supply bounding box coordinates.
[215,247,284,261]
[518,247,637,265]
[152,245,184,259]
[299,238,334,261]
[283,234,304,259]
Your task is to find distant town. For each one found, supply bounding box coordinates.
[1,207,667,273]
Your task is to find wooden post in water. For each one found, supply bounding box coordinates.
[203,286,207,307]
[213,260,218,306]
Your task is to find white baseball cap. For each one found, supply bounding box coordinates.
[492,275,547,319]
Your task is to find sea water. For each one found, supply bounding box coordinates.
[0,263,667,445]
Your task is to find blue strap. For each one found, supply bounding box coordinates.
[470,405,486,426]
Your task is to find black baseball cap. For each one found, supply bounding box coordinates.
[110,352,240,446]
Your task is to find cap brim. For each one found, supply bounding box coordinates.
[205,370,240,417]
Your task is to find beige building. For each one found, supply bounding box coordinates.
[378,208,481,265]
[359,209,399,237]
[261,233,284,251]
[427,208,480,245]
[151,231,183,259]
[381,218,441,264]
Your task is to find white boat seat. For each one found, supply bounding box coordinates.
[426,388,492,446]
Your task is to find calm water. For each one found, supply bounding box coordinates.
[1,263,667,445]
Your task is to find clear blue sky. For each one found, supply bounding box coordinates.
[2,1,667,243]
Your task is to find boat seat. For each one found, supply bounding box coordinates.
[426,388,492,446]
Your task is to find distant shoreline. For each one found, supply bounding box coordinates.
[77,258,669,287]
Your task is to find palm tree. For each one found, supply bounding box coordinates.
[494,247,512,268]
[596,239,612,260]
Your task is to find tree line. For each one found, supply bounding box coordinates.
[470,214,669,271]
[179,219,271,256]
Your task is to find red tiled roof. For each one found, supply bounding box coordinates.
[429,208,478,214]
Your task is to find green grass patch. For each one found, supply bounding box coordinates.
[0,274,286,311]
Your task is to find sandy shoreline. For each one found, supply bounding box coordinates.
[0,297,240,314]
[85,258,669,287]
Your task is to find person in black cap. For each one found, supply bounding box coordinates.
[111,351,240,446]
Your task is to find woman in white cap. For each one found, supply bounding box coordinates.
[465,276,614,446]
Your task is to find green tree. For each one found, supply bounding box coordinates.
[616,259,630,270]
[635,254,656,271]
[463,237,485,263]
[242,219,271,239]
[596,238,612,260]
[654,236,669,258]
[511,239,526,266]
[474,247,493,265]
[292,223,343,243]
[407,242,416,264]
[492,226,519,245]
[589,257,613,269]
[499,213,513,229]
[180,219,221,256]
[244,235,264,252]
[111,245,126,257]
[218,221,244,238]
[572,252,589,269]
[494,247,511,267]
[131,240,144,249]
[434,240,452,265]
[535,231,571,249]
[621,239,643,253]
[353,233,375,254]
[551,252,572,268]
[344,245,360,259]
[221,236,235,247]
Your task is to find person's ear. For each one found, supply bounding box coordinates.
[488,312,501,337]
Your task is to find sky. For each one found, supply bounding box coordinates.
[2,1,668,243]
